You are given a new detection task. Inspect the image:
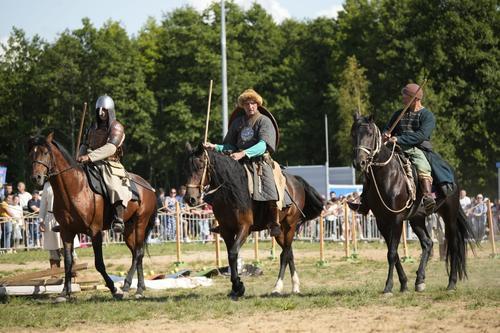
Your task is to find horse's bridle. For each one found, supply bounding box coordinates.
[186,149,211,193]
[186,149,224,198]
[32,145,76,178]
[353,122,411,213]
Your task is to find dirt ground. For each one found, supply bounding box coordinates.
[4,244,499,332]
[11,304,500,333]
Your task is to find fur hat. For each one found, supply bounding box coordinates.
[237,89,263,107]
[401,83,423,100]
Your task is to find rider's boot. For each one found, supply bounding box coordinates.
[112,203,125,233]
[420,177,436,215]
[268,203,281,237]
[347,187,370,215]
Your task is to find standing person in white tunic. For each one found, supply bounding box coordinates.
[38,182,79,269]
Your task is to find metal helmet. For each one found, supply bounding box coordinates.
[96,95,115,113]
[95,95,116,125]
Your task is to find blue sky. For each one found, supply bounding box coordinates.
[0,0,344,44]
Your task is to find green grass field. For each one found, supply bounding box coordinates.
[0,241,498,330]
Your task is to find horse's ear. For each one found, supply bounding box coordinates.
[367,114,375,122]
[47,132,54,143]
[185,142,193,153]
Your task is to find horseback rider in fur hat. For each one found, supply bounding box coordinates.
[76,95,131,233]
[204,89,283,237]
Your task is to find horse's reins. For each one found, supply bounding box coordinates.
[32,159,76,178]
[186,149,224,198]
[356,123,413,213]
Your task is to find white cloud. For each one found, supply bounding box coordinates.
[316,4,343,19]
[187,0,291,23]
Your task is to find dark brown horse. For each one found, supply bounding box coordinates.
[183,143,324,299]
[351,114,474,294]
[29,133,157,301]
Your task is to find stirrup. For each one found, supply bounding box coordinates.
[112,220,125,233]
[52,225,61,233]
[423,196,436,215]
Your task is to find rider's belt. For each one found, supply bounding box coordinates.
[249,152,273,165]
[105,156,120,162]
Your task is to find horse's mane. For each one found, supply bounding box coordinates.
[29,135,78,168]
[207,150,252,211]
[187,146,252,211]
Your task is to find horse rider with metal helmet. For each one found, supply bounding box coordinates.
[77,95,131,233]
[349,83,438,216]
[204,89,283,237]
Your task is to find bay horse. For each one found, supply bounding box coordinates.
[184,143,324,299]
[29,133,157,301]
[351,113,474,294]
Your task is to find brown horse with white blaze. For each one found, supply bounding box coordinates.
[29,133,156,301]
[183,143,324,299]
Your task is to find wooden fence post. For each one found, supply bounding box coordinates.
[317,212,327,266]
[343,201,350,258]
[213,219,221,268]
[175,201,183,266]
[253,231,260,264]
[486,199,498,258]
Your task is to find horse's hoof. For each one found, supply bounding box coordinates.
[446,287,456,293]
[415,283,426,292]
[271,290,282,296]
[382,292,393,297]
[292,288,301,294]
[54,296,67,303]
[113,291,124,300]
[134,293,145,300]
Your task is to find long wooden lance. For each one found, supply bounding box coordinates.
[386,78,428,135]
[200,80,214,190]
[204,80,214,144]
[75,102,87,159]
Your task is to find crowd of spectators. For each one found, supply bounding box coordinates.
[1,181,499,254]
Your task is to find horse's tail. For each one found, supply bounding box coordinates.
[446,205,476,280]
[294,175,324,221]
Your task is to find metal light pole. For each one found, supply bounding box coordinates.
[325,114,329,198]
[221,0,228,137]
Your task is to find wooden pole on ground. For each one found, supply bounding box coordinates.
[175,201,182,265]
[486,199,497,257]
[343,201,350,258]
[213,219,221,268]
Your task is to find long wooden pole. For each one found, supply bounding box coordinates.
[386,79,428,135]
[204,80,214,144]
[486,199,497,256]
[75,102,87,159]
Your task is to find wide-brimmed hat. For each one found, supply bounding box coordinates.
[237,89,263,107]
